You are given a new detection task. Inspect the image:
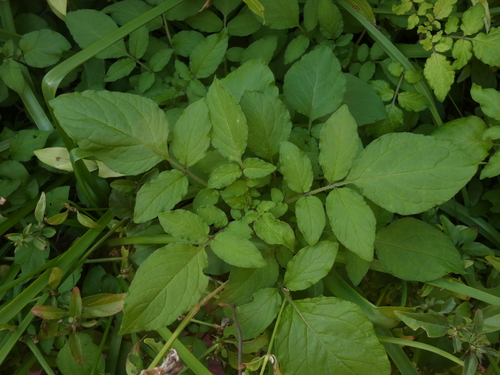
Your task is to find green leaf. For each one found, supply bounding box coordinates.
[433,0,456,20]
[10,129,51,162]
[149,48,174,72]
[284,241,338,291]
[295,196,326,246]
[241,35,278,64]
[284,46,346,121]
[283,35,309,64]
[186,10,223,33]
[128,26,149,59]
[214,0,244,16]
[103,0,162,30]
[432,115,491,163]
[472,27,500,67]
[0,58,25,93]
[318,0,343,40]
[345,250,371,286]
[319,104,362,183]
[451,39,473,70]
[397,91,428,112]
[326,188,376,262]
[134,170,188,223]
[461,3,485,36]
[347,133,478,215]
[303,0,319,31]
[342,74,387,126]
[424,52,454,102]
[159,210,210,244]
[219,255,279,306]
[121,243,208,333]
[211,231,266,268]
[104,58,136,82]
[241,90,292,161]
[279,141,313,193]
[138,71,155,94]
[481,150,500,179]
[19,29,71,68]
[227,12,263,37]
[276,297,390,374]
[171,98,212,167]
[258,0,299,29]
[208,164,242,189]
[81,293,126,318]
[57,334,104,374]
[206,79,247,163]
[242,158,276,178]
[254,212,295,250]
[172,30,204,57]
[189,30,228,79]
[31,305,69,320]
[394,310,449,337]
[50,91,169,176]
[227,288,282,340]
[375,218,465,282]
[471,83,500,121]
[65,9,127,59]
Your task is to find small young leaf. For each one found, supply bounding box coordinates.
[81,293,126,318]
[284,46,346,121]
[242,158,276,178]
[284,35,310,64]
[241,35,278,64]
[254,213,295,250]
[480,150,500,179]
[295,196,326,246]
[31,305,69,320]
[104,58,136,83]
[318,0,343,40]
[258,0,299,29]
[185,10,223,33]
[227,12,262,37]
[433,0,457,20]
[149,48,174,72]
[319,104,362,183]
[159,209,210,243]
[19,29,71,68]
[208,164,242,189]
[375,218,465,282]
[424,52,454,102]
[190,30,228,79]
[284,241,338,291]
[128,26,149,59]
[460,3,485,36]
[211,231,266,268]
[397,91,428,112]
[345,250,371,286]
[134,170,188,223]
[279,142,313,193]
[77,212,100,228]
[120,244,208,333]
[0,59,25,93]
[303,0,319,31]
[207,79,247,163]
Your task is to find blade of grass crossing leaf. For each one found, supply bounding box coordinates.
[25,337,57,375]
[336,0,442,125]
[428,278,500,305]
[374,328,420,375]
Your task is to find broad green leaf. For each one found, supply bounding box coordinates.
[19,29,71,68]
[481,150,500,179]
[433,0,456,19]
[319,104,362,183]
[241,35,278,64]
[171,99,212,167]
[284,46,346,121]
[397,91,428,112]
[10,129,51,162]
[284,241,338,291]
[206,79,247,163]
[303,0,319,31]
[242,158,276,178]
[483,126,500,140]
[241,90,291,161]
[57,333,105,375]
[128,26,149,59]
[461,3,485,36]
[221,59,278,101]
[34,147,97,172]
[227,12,262,37]
[258,0,299,29]
[375,218,465,282]
[0,58,25,93]
[451,39,473,70]
[138,71,155,94]
[279,141,313,193]
[342,74,387,126]
[14,242,50,276]
[103,0,162,30]
[227,288,281,340]
[326,188,375,262]
[50,91,169,176]
[208,164,242,189]
[211,231,266,268]
[219,255,279,306]
[432,115,491,163]
[197,205,228,227]
[345,250,371,286]
[171,30,204,57]
[159,210,209,244]
[276,297,390,374]
[284,35,310,65]
[81,293,126,318]
[186,10,223,33]
[65,9,127,59]
[473,27,500,67]
[347,133,478,215]
[104,58,136,82]
[120,244,208,333]
[254,212,295,250]
[370,80,394,102]
[295,196,326,246]
[471,83,500,121]
[394,311,449,337]
[424,52,454,102]
[189,30,228,79]
[134,170,188,223]
[318,0,343,40]
[149,48,174,72]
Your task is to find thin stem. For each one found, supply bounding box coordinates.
[220,303,243,375]
[25,336,56,375]
[259,298,287,375]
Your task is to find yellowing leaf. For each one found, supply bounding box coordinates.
[424,52,454,102]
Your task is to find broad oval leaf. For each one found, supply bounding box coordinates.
[120,244,208,334]
[284,46,345,121]
[254,212,295,250]
[189,30,228,79]
[347,133,478,215]
[159,209,210,244]
[134,170,188,223]
[210,231,266,268]
[470,83,500,121]
[473,27,500,67]
[279,141,313,193]
[19,29,71,68]
[423,52,454,102]
[50,91,169,176]
[56,333,105,375]
[375,218,465,282]
[258,0,299,29]
[284,241,338,291]
[276,297,390,374]
[319,104,362,183]
[295,196,326,246]
[326,188,376,262]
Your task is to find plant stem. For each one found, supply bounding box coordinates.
[25,336,56,375]
[259,297,287,375]
[220,302,243,375]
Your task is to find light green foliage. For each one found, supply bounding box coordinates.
[284,35,310,64]
[208,164,242,188]
[375,218,465,281]
[242,158,276,178]
[128,26,149,59]
[159,210,209,243]
[473,27,500,66]
[397,91,428,112]
[471,83,500,121]
[295,196,326,246]
[318,0,343,40]
[211,231,266,268]
[190,30,228,78]
[279,141,313,193]
[241,35,278,64]
[433,0,457,20]
[424,53,454,101]
[19,30,71,68]
[254,212,295,250]
[104,58,136,82]
[395,311,450,337]
[452,39,473,70]
[461,3,485,36]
